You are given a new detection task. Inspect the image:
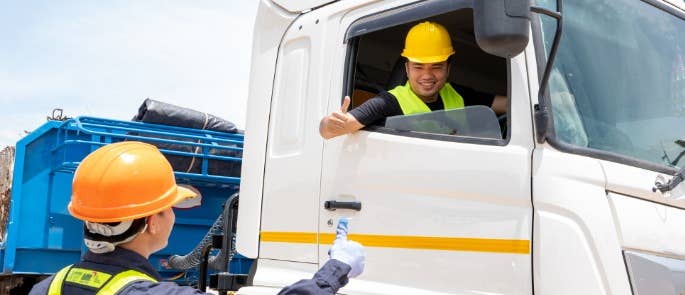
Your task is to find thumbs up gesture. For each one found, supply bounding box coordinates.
[329,218,365,278]
[320,96,358,139]
[329,96,351,130]
[338,96,351,114]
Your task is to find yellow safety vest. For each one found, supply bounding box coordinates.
[388,82,464,115]
[47,264,158,295]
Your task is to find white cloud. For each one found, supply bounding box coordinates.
[0,1,258,147]
[0,129,26,148]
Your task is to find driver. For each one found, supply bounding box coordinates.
[319,21,506,139]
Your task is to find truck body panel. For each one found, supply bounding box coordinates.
[532,149,632,294]
[609,193,685,257]
[258,7,325,264]
[241,0,685,293]
[236,0,297,259]
[316,49,534,293]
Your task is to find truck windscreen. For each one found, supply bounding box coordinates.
[538,0,685,170]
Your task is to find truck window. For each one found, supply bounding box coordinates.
[346,7,509,142]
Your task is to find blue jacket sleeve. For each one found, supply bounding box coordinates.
[278,259,351,295]
[28,275,52,295]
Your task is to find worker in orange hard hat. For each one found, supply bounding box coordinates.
[30,141,364,295]
[319,21,508,139]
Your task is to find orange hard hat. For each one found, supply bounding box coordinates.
[68,141,196,223]
[401,21,455,63]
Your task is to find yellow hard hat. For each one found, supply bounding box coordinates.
[68,141,196,223]
[401,21,454,63]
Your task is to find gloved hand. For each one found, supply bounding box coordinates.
[329,218,365,278]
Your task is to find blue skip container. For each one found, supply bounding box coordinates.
[3,116,251,287]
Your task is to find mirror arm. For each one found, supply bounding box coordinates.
[531,1,563,143]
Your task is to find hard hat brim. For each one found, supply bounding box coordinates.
[69,184,198,223]
[402,52,454,64]
[173,185,198,206]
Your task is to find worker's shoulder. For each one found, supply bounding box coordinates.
[378,90,397,100]
[28,275,53,295]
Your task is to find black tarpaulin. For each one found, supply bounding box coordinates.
[132,99,241,177]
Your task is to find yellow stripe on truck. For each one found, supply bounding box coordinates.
[260,231,318,244]
[260,232,530,254]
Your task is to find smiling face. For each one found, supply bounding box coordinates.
[405,60,450,102]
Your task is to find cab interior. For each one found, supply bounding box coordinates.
[351,9,508,114]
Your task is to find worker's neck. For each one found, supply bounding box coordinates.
[119,240,152,259]
[419,94,439,103]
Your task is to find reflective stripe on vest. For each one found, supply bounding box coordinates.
[388,82,464,115]
[48,264,158,295]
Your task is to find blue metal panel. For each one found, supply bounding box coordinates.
[229,254,253,274]
[4,121,62,274]
[12,249,81,275]
[3,116,252,279]
[16,169,51,248]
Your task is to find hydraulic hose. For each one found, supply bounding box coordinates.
[167,192,239,271]
[208,192,238,271]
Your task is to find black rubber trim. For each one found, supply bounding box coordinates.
[547,135,678,174]
[641,0,685,20]
[621,250,637,295]
[345,0,473,42]
[504,58,513,145]
[529,1,680,175]
[343,38,358,98]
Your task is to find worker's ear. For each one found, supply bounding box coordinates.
[145,214,160,235]
[145,210,171,235]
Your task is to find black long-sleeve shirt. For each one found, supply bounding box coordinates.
[349,83,495,126]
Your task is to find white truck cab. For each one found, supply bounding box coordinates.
[236,0,685,293]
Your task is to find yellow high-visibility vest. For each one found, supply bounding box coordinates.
[388,82,464,115]
[47,264,158,295]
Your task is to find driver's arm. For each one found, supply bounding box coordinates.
[491,95,507,115]
[319,113,364,139]
[319,96,365,139]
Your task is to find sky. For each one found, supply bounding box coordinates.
[0,1,260,147]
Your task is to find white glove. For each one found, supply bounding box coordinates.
[329,218,365,278]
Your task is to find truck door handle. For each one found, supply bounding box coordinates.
[324,200,362,211]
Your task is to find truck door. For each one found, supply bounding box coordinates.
[317,1,535,294]
[257,12,324,264]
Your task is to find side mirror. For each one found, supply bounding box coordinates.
[473,0,531,58]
